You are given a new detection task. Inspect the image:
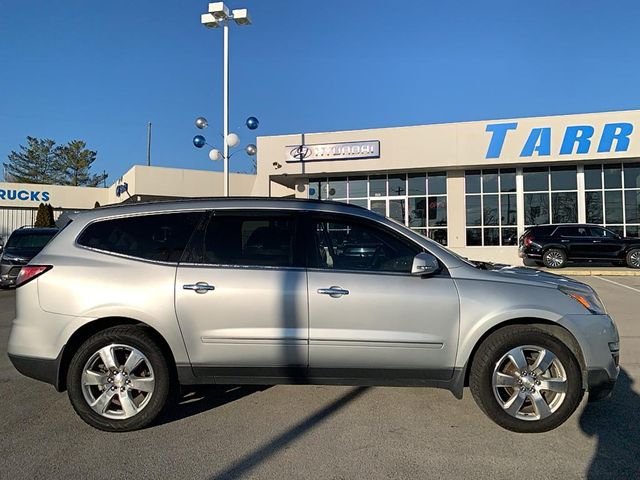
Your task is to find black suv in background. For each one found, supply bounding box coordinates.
[0,227,59,288]
[519,224,640,269]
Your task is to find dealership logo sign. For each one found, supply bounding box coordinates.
[0,189,50,202]
[485,122,634,159]
[285,140,380,162]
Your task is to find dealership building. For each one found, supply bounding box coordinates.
[1,109,639,265]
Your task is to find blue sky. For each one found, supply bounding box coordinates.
[2,0,640,183]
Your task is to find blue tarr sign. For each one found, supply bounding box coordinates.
[0,189,49,202]
[485,122,634,159]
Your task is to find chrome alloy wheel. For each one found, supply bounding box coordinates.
[545,251,564,268]
[630,251,640,268]
[81,344,155,420]
[492,345,568,421]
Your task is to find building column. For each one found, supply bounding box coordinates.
[516,168,525,235]
[577,164,586,223]
[446,170,466,248]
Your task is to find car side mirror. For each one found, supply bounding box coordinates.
[411,252,440,276]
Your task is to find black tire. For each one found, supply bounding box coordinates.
[469,325,583,433]
[542,248,566,268]
[626,248,640,269]
[67,326,172,432]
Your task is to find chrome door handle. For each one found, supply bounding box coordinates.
[317,286,350,298]
[592,240,602,243]
[183,282,215,294]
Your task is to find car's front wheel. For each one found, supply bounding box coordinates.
[67,326,172,432]
[626,248,640,269]
[470,325,583,433]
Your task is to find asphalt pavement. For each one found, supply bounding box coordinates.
[1,277,639,480]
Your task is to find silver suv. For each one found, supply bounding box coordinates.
[7,199,619,432]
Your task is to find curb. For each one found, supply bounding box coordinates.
[537,268,640,276]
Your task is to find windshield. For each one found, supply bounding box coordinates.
[6,232,57,250]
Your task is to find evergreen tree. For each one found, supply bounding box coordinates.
[56,140,108,187]
[4,137,60,184]
[46,204,56,227]
[34,203,48,227]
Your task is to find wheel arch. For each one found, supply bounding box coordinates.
[56,317,178,392]
[462,318,587,389]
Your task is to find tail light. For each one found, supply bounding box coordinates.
[523,235,534,247]
[15,265,52,288]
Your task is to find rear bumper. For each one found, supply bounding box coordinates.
[8,350,64,391]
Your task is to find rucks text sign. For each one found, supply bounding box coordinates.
[0,189,50,202]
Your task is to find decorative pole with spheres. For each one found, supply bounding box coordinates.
[196,2,254,197]
[193,115,259,196]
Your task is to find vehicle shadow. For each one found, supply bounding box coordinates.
[155,384,271,426]
[208,386,369,480]
[579,369,640,479]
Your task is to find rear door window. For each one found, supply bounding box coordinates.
[77,212,204,262]
[555,226,589,237]
[191,212,301,268]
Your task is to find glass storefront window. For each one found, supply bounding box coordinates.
[604,165,622,189]
[586,191,603,224]
[428,173,447,195]
[524,193,549,225]
[309,172,448,245]
[482,170,499,193]
[348,176,367,198]
[500,169,516,192]
[369,175,387,197]
[551,192,577,223]
[465,169,520,246]
[584,165,602,190]
[583,163,639,237]
[328,178,346,199]
[523,167,548,191]
[551,166,577,190]
[388,174,406,196]
[408,173,426,196]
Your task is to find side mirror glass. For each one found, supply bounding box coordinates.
[411,252,440,276]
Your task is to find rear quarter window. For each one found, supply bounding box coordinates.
[77,212,203,262]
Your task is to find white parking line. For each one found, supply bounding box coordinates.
[595,276,640,293]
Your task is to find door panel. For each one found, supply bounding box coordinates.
[308,270,459,377]
[175,266,308,370]
[306,213,460,380]
[174,210,309,374]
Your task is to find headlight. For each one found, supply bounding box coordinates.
[559,286,607,315]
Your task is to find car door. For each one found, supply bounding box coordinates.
[175,210,308,380]
[558,226,592,259]
[305,213,460,381]
[589,226,626,259]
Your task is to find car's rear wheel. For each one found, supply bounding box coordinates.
[626,249,640,269]
[470,325,583,433]
[67,326,172,432]
[542,248,566,268]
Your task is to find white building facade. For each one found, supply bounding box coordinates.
[1,109,639,265]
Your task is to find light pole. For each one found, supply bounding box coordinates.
[200,2,252,196]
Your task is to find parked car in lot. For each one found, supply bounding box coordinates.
[0,227,58,288]
[8,199,619,433]
[519,224,640,269]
